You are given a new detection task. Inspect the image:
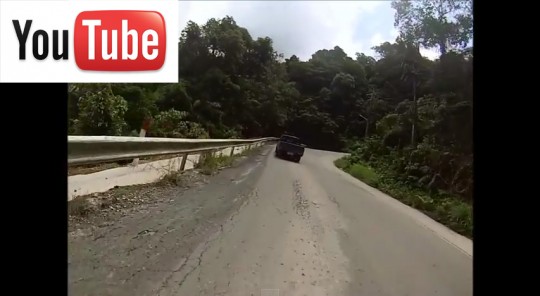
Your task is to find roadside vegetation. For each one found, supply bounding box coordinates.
[193,145,256,175]
[67,1,473,236]
[195,152,236,175]
[335,149,472,238]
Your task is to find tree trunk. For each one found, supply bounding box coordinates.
[411,75,417,147]
[438,36,449,56]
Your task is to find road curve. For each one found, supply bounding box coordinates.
[69,145,472,296]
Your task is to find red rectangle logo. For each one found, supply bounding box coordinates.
[74,10,166,71]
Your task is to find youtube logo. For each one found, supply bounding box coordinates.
[0,1,179,83]
[74,11,166,71]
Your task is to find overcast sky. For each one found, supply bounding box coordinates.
[178,1,440,61]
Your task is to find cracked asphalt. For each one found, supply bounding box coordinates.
[68,145,472,296]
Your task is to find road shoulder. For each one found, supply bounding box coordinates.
[329,158,473,258]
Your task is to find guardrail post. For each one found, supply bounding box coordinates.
[199,151,211,166]
[131,129,146,166]
[230,146,235,157]
[131,119,151,166]
[180,153,188,171]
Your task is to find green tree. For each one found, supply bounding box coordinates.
[73,85,128,136]
[391,0,473,56]
[150,109,209,139]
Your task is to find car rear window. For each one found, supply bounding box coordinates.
[281,136,300,144]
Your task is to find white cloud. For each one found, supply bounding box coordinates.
[420,48,440,61]
[370,33,385,47]
[390,28,399,40]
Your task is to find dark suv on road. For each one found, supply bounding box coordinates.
[275,134,305,163]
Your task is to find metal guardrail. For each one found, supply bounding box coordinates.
[68,136,278,166]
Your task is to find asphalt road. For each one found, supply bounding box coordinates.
[68,145,472,296]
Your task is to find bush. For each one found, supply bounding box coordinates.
[195,152,236,175]
[348,164,380,187]
[73,87,128,136]
[334,157,350,169]
[150,109,209,139]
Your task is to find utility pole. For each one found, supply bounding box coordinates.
[401,43,420,148]
[359,114,369,139]
[411,73,417,147]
